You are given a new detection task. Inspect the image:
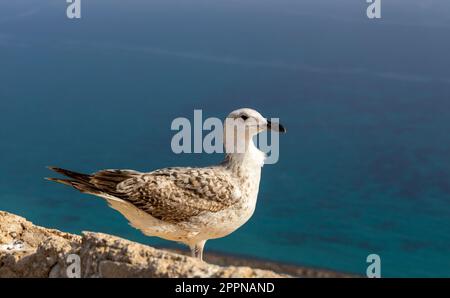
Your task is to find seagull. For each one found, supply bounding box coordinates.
[46,108,286,261]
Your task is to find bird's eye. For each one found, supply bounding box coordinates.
[240,115,249,121]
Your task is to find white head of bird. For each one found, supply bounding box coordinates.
[223,108,286,166]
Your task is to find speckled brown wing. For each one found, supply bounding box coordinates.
[115,167,242,223]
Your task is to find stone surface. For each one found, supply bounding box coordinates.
[0,211,287,278]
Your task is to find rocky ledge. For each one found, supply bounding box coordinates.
[0,211,288,278]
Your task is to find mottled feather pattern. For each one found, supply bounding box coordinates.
[113,167,241,223]
[64,167,242,224]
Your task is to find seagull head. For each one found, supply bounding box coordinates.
[225,108,286,137]
[222,108,286,163]
[223,108,285,155]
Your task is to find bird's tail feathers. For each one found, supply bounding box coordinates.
[45,177,101,195]
[47,166,91,183]
[45,167,103,195]
[46,166,138,198]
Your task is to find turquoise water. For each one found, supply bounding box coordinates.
[1,0,450,277]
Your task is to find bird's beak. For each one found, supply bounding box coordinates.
[267,120,286,133]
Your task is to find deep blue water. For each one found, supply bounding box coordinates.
[1,0,450,277]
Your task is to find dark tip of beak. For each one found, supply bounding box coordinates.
[267,120,286,133]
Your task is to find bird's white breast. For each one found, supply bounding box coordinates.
[185,157,263,242]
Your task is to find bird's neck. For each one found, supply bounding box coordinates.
[222,140,264,208]
[222,139,266,174]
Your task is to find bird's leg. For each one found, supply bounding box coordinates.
[190,240,206,261]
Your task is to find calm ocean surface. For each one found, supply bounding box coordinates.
[1,0,450,277]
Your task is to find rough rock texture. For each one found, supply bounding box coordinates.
[0,211,286,278]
